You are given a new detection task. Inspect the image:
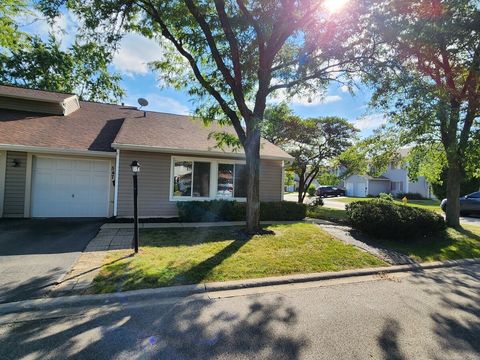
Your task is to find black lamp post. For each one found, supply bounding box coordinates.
[130,160,141,253]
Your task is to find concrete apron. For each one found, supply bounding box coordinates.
[1,258,478,320]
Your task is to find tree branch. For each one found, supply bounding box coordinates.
[141,0,246,144]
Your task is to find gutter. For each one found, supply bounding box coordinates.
[112,143,293,162]
[0,144,116,158]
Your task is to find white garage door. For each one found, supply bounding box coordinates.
[353,182,367,197]
[31,157,110,217]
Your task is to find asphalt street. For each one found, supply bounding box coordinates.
[0,219,102,303]
[0,263,478,359]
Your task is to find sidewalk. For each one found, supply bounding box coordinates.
[52,228,134,295]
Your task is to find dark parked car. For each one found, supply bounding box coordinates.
[440,191,480,216]
[316,186,346,197]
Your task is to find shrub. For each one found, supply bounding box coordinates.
[312,197,324,206]
[346,199,446,240]
[307,184,317,197]
[177,200,306,222]
[395,192,426,200]
[379,192,394,201]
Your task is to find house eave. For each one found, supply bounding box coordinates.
[0,144,116,158]
[112,143,293,161]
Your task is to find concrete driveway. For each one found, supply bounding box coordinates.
[0,219,102,304]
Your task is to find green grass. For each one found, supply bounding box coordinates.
[92,223,386,293]
[374,225,480,262]
[331,197,441,213]
[306,206,348,222]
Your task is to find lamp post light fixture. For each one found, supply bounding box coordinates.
[130,160,141,253]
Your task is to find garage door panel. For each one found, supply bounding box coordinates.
[31,157,110,218]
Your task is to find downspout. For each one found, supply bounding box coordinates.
[113,149,120,217]
[281,161,285,200]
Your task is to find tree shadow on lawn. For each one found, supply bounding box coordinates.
[0,294,308,359]
[347,226,480,263]
[93,227,262,292]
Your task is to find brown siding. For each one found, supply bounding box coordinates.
[3,151,27,217]
[260,159,283,201]
[116,151,284,217]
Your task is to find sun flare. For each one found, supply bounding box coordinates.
[323,0,350,13]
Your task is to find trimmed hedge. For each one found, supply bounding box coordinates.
[346,199,446,240]
[177,200,307,222]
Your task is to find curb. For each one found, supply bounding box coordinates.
[0,258,479,315]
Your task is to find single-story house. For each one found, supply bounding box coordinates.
[0,85,292,218]
[344,155,431,198]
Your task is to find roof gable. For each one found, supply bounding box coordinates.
[0,85,80,115]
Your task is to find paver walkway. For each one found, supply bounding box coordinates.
[53,228,134,295]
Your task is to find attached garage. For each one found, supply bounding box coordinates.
[31,157,111,217]
[345,175,367,197]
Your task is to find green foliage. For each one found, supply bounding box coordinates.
[346,200,446,240]
[0,0,29,51]
[284,170,295,187]
[0,35,124,102]
[177,200,306,222]
[263,104,357,203]
[430,169,480,200]
[378,193,394,201]
[307,185,317,197]
[316,171,341,186]
[361,0,480,225]
[337,126,402,179]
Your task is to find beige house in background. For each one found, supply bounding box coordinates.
[0,85,292,219]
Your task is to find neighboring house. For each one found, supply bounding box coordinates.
[289,174,320,192]
[343,152,432,198]
[0,85,292,218]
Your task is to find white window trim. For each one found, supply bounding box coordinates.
[169,156,247,202]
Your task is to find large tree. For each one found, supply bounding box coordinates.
[0,0,29,51]
[0,35,125,102]
[39,0,372,232]
[362,0,480,227]
[263,104,357,203]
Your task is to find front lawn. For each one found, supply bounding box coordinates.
[375,225,480,262]
[332,197,441,213]
[306,206,348,222]
[92,223,386,293]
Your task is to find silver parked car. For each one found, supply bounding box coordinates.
[441,191,480,216]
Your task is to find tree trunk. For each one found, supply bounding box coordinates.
[245,131,261,234]
[297,172,306,203]
[445,160,462,227]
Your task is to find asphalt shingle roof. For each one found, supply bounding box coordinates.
[0,87,292,160]
[113,112,293,160]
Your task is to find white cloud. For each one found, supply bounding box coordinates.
[112,34,164,76]
[124,93,190,115]
[270,90,342,107]
[17,9,79,48]
[353,113,387,130]
[340,85,350,93]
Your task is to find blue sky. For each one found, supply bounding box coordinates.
[19,9,386,138]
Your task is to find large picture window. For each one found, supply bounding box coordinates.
[171,157,247,200]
